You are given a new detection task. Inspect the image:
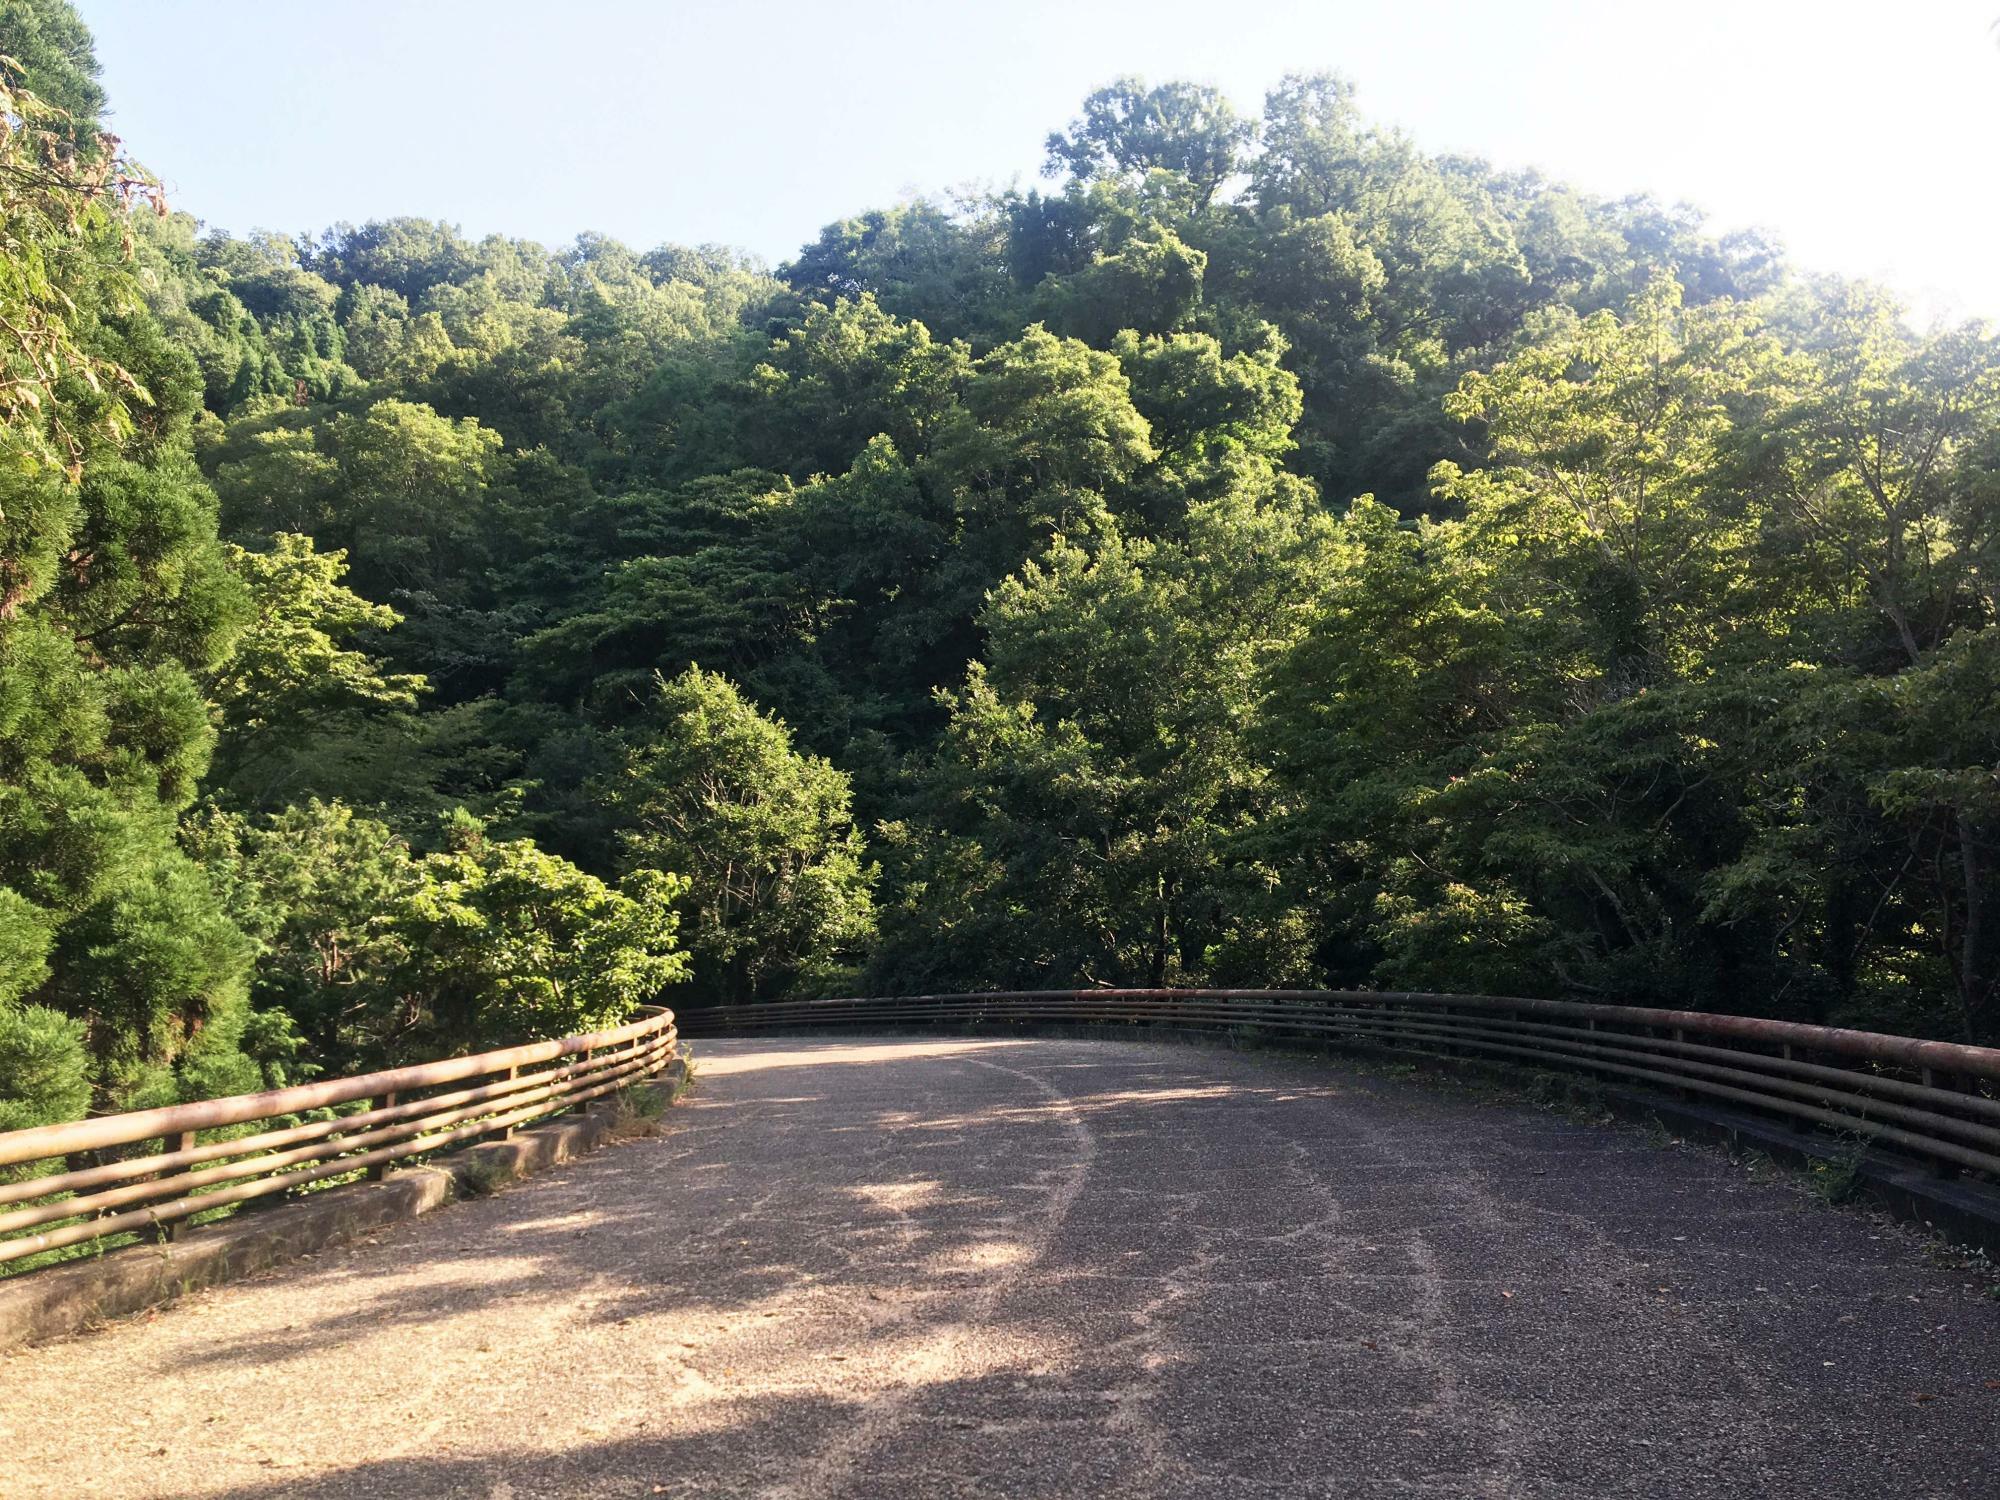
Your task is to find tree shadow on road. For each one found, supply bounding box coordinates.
[6,1038,1996,1500]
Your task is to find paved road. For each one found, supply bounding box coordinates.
[3,1038,1997,1499]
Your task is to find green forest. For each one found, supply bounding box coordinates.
[3,0,1998,1136]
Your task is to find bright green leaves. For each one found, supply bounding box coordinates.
[0,51,160,485]
[404,812,688,1048]
[192,800,689,1067]
[886,466,1337,991]
[1044,77,1258,213]
[747,294,969,479]
[1113,327,1300,467]
[949,324,1155,498]
[613,669,874,1004]
[1439,279,1778,683]
[1371,878,1552,997]
[0,998,89,1135]
[209,397,506,602]
[1253,70,1528,353]
[538,314,1169,763]
[0,887,54,1011]
[58,847,255,1086]
[1037,227,1207,346]
[1748,280,2000,665]
[1247,274,2000,1038]
[784,201,1021,346]
[0,34,263,1116]
[203,533,425,805]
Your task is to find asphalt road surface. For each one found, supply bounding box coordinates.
[3,1036,1997,1499]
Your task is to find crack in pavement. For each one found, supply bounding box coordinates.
[763,1056,1099,1500]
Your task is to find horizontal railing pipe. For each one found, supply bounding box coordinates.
[0,1009,673,1170]
[0,1008,678,1272]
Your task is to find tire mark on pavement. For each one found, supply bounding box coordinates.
[765,1054,1099,1500]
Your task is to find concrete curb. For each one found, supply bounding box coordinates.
[0,1058,687,1352]
[1593,1085,2000,1261]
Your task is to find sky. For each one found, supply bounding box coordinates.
[73,0,2000,321]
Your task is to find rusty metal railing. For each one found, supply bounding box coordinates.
[680,991,2000,1179]
[0,1007,679,1271]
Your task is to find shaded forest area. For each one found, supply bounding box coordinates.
[3,0,1998,1137]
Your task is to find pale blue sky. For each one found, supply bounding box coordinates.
[74,0,2000,319]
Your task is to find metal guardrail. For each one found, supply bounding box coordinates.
[0,1007,679,1270]
[681,990,2000,1180]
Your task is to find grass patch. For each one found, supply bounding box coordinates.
[607,1085,667,1141]
[618,1083,668,1121]
[605,1049,697,1139]
[1805,1136,1871,1207]
[452,1155,513,1198]
[669,1047,698,1104]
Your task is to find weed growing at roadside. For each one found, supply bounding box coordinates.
[1806,1138,1870,1207]
[454,1156,512,1198]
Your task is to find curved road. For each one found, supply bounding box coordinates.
[3,1037,1997,1499]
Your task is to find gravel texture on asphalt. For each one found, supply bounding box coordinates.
[2,1036,1997,1499]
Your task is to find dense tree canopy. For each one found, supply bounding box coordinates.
[3,1,1999,1149]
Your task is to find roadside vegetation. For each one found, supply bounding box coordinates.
[3,0,1998,1140]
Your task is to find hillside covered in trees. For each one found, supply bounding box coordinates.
[2,0,1998,1135]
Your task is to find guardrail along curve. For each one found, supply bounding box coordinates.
[681,990,2000,1181]
[0,1007,679,1271]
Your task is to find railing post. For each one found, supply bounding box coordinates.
[1672,1027,1695,1100]
[1919,1069,1960,1179]
[146,1130,196,1244]
[502,1065,519,1139]
[367,1092,398,1180]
